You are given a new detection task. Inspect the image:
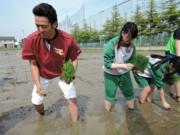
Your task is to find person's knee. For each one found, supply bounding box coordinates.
[68,98,78,106]
[59,81,77,99]
[34,104,44,110]
[144,86,152,92]
[68,98,77,102]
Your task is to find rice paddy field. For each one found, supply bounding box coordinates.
[0,48,180,135]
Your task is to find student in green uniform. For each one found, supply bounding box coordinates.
[134,56,171,109]
[103,22,138,111]
[165,28,180,102]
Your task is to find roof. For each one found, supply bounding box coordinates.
[0,36,16,41]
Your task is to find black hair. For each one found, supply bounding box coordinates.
[173,28,180,40]
[33,3,57,24]
[118,22,138,47]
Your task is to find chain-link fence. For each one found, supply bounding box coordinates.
[59,0,179,47]
[79,32,170,47]
[59,0,138,32]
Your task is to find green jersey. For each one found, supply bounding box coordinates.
[165,28,180,55]
[165,34,176,55]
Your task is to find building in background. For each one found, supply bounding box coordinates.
[0,36,16,48]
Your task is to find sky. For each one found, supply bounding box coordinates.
[0,0,121,40]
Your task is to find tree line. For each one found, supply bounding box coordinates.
[71,0,179,43]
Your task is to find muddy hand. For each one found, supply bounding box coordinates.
[37,86,47,97]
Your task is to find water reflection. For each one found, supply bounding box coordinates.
[104,111,121,135]
[0,94,89,134]
[36,116,46,135]
[126,108,153,135]
[70,123,80,135]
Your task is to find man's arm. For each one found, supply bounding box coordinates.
[176,39,180,56]
[29,59,46,96]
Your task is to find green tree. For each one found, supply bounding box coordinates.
[161,0,180,33]
[71,23,99,43]
[102,4,123,40]
[145,0,159,35]
[133,4,146,35]
[71,24,81,42]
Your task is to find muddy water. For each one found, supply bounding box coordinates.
[0,49,180,135]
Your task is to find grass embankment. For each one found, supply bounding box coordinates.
[80,46,165,51]
[0,48,21,51]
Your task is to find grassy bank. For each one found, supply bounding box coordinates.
[0,48,21,51]
[80,46,165,51]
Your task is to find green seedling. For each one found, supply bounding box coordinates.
[61,60,75,84]
[131,53,149,71]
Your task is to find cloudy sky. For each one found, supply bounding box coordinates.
[0,0,121,40]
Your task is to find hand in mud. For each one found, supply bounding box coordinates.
[37,85,47,97]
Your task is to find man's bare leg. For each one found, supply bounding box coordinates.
[68,98,78,123]
[34,104,45,115]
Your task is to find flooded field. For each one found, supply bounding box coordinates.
[0,49,180,135]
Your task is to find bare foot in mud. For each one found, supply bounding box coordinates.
[146,98,152,103]
[138,98,145,104]
[162,102,171,110]
[104,100,112,112]
[169,93,180,102]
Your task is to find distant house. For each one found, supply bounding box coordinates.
[0,36,16,48]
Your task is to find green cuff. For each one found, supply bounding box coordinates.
[105,96,116,101]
